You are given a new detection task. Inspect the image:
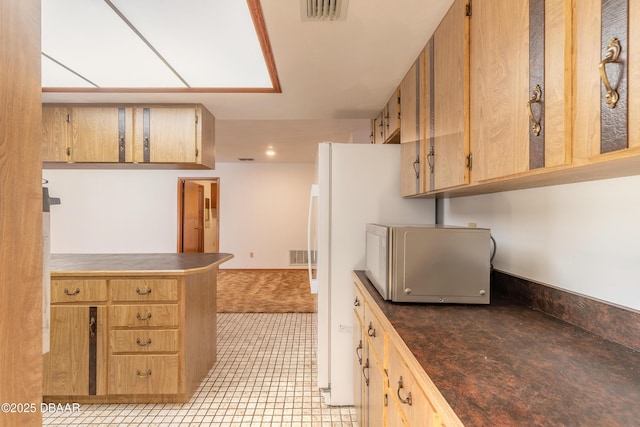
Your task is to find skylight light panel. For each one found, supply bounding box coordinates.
[42,0,186,88]
[109,0,272,88]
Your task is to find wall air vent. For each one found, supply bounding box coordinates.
[290,250,317,266]
[238,158,255,162]
[301,0,349,21]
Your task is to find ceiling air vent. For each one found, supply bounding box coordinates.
[301,0,349,21]
[238,158,255,162]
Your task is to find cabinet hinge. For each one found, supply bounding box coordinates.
[466,153,473,170]
[465,2,472,17]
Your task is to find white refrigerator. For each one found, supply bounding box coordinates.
[308,142,435,405]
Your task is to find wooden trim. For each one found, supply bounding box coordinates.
[246,0,281,93]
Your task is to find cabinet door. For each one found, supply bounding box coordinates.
[574,0,639,160]
[368,357,386,427]
[43,306,106,396]
[433,0,469,190]
[353,315,366,427]
[400,52,429,196]
[471,0,569,181]
[137,107,197,163]
[470,0,530,182]
[42,106,70,162]
[385,89,401,142]
[70,107,131,162]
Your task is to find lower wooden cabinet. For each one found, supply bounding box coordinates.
[353,275,463,427]
[43,305,107,396]
[44,271,216,403]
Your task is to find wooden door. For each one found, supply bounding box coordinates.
[433,0,469,190]
[368,357,386,427]
[148,107,197,163]
[70,107,123,162]
[42,105,70,162]
[470,0,529,182]
[385,89,401,142]
[400,52,428,196]
[43,306,106,396]
[574,0,639,160]
[182,181,204,252]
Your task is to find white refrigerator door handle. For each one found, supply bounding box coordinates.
[308,184,319,294]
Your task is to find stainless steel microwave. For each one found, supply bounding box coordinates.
[365,224,491,304]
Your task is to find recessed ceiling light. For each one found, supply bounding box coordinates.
[266,148,276,157]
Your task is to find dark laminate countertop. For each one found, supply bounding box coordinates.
[354,271,640,426]
[51,253,234,276]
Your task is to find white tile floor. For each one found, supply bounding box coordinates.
[43,313,357,426]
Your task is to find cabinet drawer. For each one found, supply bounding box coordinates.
[363,305,385,365]
[110,279,178,302]
[110,304,179,328]
[388,340,440,426]
[108,355,179,395]
[51,279,107,303]
[353,281,365,323]
[110,330,179,353]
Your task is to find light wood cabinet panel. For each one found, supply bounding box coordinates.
[400,51,429,196]
[110,279,178,302]
[133,107,197,164]
[368,358,386,427]
[433,0,469,190]
[42,106,70,162]
[110,330,179,353]
[51,279,108,303]
[364,304,385,366]
[385,89,401,143]
[573,0,638,161]
[353,314,366,427]
[70,107,132,163]
[470,0,530,182]
[388,341,441,426]
[110,304,179,328]
[108,354,179,395]
[43,306,107,396]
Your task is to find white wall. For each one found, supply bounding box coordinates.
[43,162,315,269]
[443,175,640,311]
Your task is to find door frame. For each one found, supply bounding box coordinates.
[177,177,220,253]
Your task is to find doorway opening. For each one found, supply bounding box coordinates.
[177,177,220,253]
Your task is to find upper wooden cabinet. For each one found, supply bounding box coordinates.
[432,0,470,191]
[371,89,401,145]
[400,50,429,196]
[573,0,640,161]
[42,104,215,169]
[470,0,570,182]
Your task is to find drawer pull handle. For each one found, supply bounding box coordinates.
[527,84,542,136]
[356,340,363,365]
[367,322,376,338]
[397,376,413,406]
[136,369,152,377]
[64,288,80,296]
[89,316,96,338]
[362,358,370,386]
[599,38,622,109]
[136,312,152,321]
[354,297,360,307]
[136,286,152,295]
[136,338,152,347]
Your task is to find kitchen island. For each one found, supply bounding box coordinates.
[44,253,233,403]
[354,271,640,426]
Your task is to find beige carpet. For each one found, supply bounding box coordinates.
[217,269,317,313]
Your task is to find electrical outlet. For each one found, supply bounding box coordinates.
[468,222,477,228]
[250,252,254,258]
